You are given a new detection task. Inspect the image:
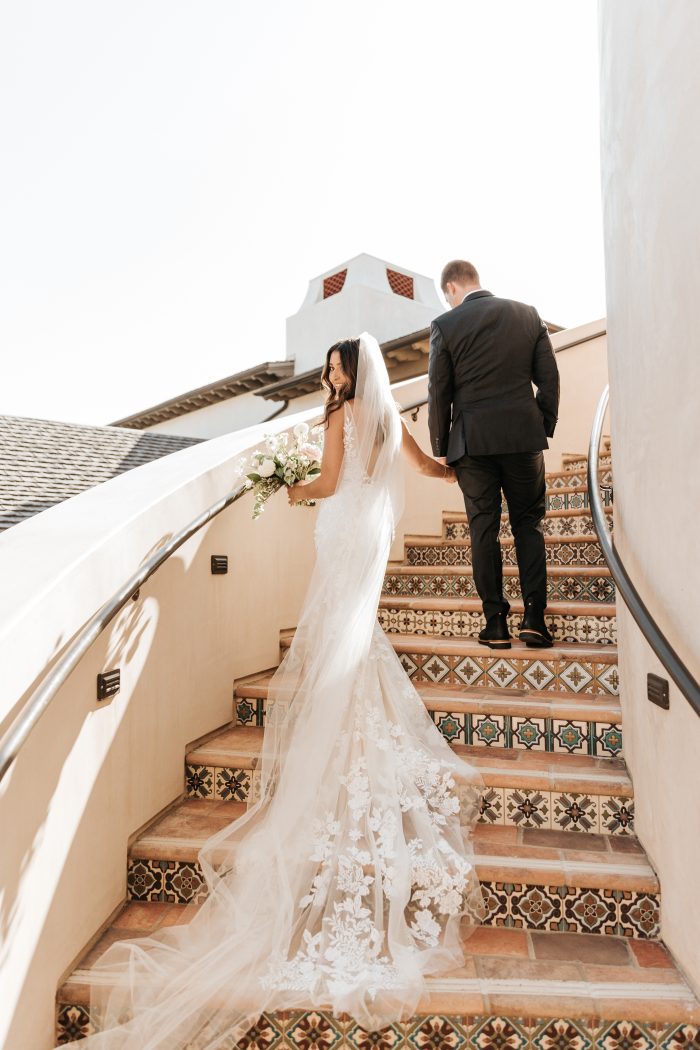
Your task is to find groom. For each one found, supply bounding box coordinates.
[428,260,560,649]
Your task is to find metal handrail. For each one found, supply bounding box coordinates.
[0,481,249,785]
[399,396,428,420]
[589,386,700,716]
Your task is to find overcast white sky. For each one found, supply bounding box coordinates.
[1,1,605,427]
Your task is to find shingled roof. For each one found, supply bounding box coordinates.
[0,415,203,532]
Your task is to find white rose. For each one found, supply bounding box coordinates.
[301,443,322,463]
[294,422,309,442]
[258,458,277,478]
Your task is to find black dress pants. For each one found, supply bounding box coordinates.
[454,451,547,621]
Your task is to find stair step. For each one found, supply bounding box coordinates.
[563,453,612,473]
[55,914,700,1045]
[492,485,613,511]
[445,504,613,542]
[383,564,616,604]
[377,597,616,647]
[546,466,613,489]
[125,803,656,936]
[279,632,620,698]
[234,675,624,760]
[405,534,607,568]
[187,723,632,833]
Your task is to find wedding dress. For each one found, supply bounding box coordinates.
[59,333,485,1049]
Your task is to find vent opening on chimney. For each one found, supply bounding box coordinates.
[386,269,414,299]
[323,269,348,298]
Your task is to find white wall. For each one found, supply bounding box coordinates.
[599,0,700,992]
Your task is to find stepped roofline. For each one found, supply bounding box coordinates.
[112,360,294,430]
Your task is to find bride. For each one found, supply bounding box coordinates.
[60,332,485,1049]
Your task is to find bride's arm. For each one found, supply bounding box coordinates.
[288,406,345,504]
[401,417,456,481]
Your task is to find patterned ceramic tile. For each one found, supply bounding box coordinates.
[56,1003,94,1043]
[56,1002,700,1049]
[126,859,208,904]
[548,466,613,487]
[480,881,659,937]
[236,696,265,727]
[600,795,636,835]
[399,648,619,697]
[551,792,600,833]
[124,858,657,935]
[504,788,552,830]
[405,540,607,569]
[382,572,615,604]
[443,509,614,543]
[377,607,616,647]
[185,763,215,798]
[188,760,634,837]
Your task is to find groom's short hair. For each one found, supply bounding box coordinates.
[441,260,480,290]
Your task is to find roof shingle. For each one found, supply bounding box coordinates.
[0,415,202,532]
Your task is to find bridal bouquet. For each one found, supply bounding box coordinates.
[244,422,323,520]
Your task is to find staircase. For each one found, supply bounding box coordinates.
[55,450,700,1048]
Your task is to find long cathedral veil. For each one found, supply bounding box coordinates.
[58,333,485,1049]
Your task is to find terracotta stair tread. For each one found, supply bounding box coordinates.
[234,675,622,722]
[58,919,698,1024]
[128,800,654,890]
[188,724,631,794]
[301,631,619,663]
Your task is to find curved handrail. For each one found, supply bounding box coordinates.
[0,481,249,785]
[589,386,700,716]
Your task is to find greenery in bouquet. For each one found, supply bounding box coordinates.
[244,422,323,519]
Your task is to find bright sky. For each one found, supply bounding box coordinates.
[1,1,604,427]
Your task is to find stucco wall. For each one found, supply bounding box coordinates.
[0,409,322,1050]
[599,0,700,991]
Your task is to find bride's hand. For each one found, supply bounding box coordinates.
[444,465,457,483]
[287,484,301,506]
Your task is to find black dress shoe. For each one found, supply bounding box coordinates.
[518,600,554,648]
[478,611,512,649]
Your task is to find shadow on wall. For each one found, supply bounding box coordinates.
[0,525,231,1049]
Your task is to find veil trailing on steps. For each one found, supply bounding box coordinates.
[59,333,485,1049]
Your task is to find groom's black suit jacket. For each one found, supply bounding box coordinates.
[428,290,560,463]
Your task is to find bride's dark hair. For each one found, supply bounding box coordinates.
[321,338,359,427]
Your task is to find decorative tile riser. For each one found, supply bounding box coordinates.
[186,763,633,837]
[444,514,613,542]
[378,608,616,647]
[397,650,619,696]
[124,859,658,937]
[234,701,623,758]
[564,455,612,473]
[548,469,613,488]
[55,1007,698,1049]
[406,541,606,569]
[383,572,615,604]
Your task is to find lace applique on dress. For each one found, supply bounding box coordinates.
[259,688,479,998]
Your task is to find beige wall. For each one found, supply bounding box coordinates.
[547,321,609,468]
[0,410,321,1050]
[599,0,700,992]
